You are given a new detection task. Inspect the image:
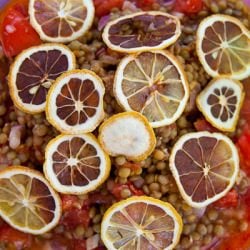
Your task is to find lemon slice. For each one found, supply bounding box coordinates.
[196,77,245,132]
[29,0,94,43]
[102,11,181,53]
[8,43,75,114]
[114,50,189,128]
[98,111,156,161]
[44,133,111,194]
[196,14,250,80]
[0,166,61,235]
[101,196,183,250]
[169,131,239,208]
[46,69,105,134]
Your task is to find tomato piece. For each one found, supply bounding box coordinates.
[0,223,32,249]
[174,0,203,14]
[0,1,41,57]
[214,189,238,209]
[135,0,156,10]
[240,80,250,124]
[73,239,87,250]
[94,0,124,17]
[61,194,80,211]
[111,182,144,200]
[236,124,250,176]
[61,207,90,229]
[194,118,218,132]
[218,230,250,250]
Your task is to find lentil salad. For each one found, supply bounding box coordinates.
[0,0,249,249]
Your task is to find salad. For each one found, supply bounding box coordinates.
[0,0,249,249]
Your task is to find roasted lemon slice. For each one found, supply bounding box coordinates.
[102,11,181,53]
[29,0,94,43]
[196,77,245,132]
[46,69,105,134]
[0,166,61,235]
[114,50,189,127]
[8,43,75,114]
[196,14,250,80]
[98,111,156,161]
[169,131,239,208]
[101,196,183,250]
[44,133,111,194]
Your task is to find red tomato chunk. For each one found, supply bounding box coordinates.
[0,0,41,57]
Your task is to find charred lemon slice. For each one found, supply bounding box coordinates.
[98,111,156,161]
[101,196,183,250]
[44,133,111,194]
[29,0,94,43]
[196,78,245,132]
[8,44,75,114]
[114,50,189,127]
[196,14,250,80]
[169,131,239,208]
[46,69,105,134]
[102,11,181,53]
[0,166,61,234]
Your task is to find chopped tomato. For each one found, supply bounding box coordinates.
[194,118,218,132]
[94,0,124,17]
[174,0,203,14]
[214,189,238,209]
[240,80,250,124]
[218,230,250,250]
[61,207,90,229]
[243,187,250,221]
[61,194,80,211]
[0,223,32,249]
[236,124,250,176]
[0,0,41,57]
[111,182,144,200]
[135,0,156,10]
[73,239,87,250]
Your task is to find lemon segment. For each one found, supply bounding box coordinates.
[196,77,245,132]
[101,196,183,250]
[98,111,156,161]
[46,69,105,134]
[0,166,61,235]
[29,0,95,43]
[8,43,75,114]
[44,133,111,194]
[196,14,250,80]
[169,131,239,208]
[102,11,181,53]
[114,50,189,128]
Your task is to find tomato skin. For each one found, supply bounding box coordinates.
[0,1,41,57]
[73,239,87,250]
[240,80,250,124]
[61,207,90,229]
[218,231,250,250]
[0,223,32,249]
[61,194,80,211]
[175,0,203,14]
[236,124,250,176]
[136,0,156,9]
[94,0,124,17]
[214,189,238,209]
